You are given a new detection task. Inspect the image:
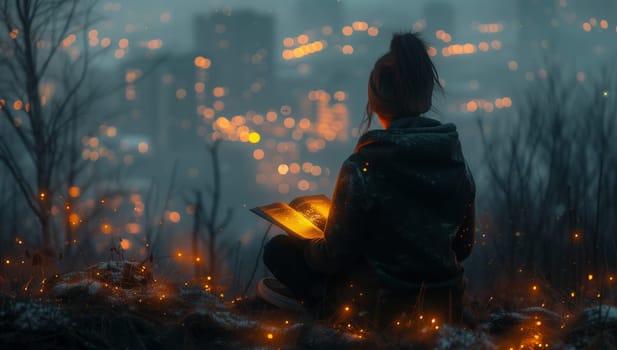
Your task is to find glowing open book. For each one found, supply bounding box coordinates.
[250,195,331,240]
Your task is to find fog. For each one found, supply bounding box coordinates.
[1,0,615,283]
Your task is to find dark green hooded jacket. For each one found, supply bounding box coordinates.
[304,116,475,290]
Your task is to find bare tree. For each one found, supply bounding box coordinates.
[0,0,103,258]
[476,65,617,295]
[185,140,233,280]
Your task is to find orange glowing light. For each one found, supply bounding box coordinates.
[342,45,354,55]
[427,46,437,56]
[283,37,294,47]
[342,26,353,36]
[582,22,591,32]
[195,257,201,262]
[278,164,289,175]
[202,108,215,119]
[69,213,80,226]
[126,223,141,234]
[283,117,295,128]
[297,180,310,191]
[463,43,476,54]
[13,100,23,110]
[253,149,265,160]
[333,91,346,101]
[194,82,205,93]
[266,333,274,340]
[600,19,608,29]
[176,88,187,99]
[233,115,246,125]
[344,306,350,312]
[5,259,10,264]
[588,274,593,281]
[466,101,478,112]
[68,186,80,198]
[106,126,117,137]
[478,42,489,52]
[296,119,310,131]
[138,142,149,154]
[297,34,309,44]
[62,34,75,47]
[310,166,322,176]
[211,87,225,99]
[168,211,181,223]
[120,238,132,250]
[353,21,368,31]
[532,285,538,291]
[288,163,300,174]
[88,137,99,148]
[367,26,379,36]
[177,252,183,257]
[194,56,212,69]
[118,38,129,49]
[282,50,293,60]
[102,223,112,234]
[266,111,278,122]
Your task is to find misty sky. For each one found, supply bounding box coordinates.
[97,0,514,56]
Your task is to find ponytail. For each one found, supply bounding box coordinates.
[365,31,442,129]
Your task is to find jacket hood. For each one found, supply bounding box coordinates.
[353,116,468,197]
[355,116,463,162]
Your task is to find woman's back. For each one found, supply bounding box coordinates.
[348,116,474,288]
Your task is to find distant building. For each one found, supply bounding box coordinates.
[516,0,558,51]
[194,9,275,112]
[574,0,614,18]
[423,1,456,34]
[292,0,343,35]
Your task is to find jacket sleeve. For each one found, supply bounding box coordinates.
[451,162,476,262]
[451,200,475,261]
[304,158,370,274]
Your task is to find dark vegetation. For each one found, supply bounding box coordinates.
[472,64,617,305]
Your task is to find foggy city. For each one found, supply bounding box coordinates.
[0,0,616,348]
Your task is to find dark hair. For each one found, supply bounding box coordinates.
[363,32,442,129]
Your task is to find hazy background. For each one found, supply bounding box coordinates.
[2,0,615,286]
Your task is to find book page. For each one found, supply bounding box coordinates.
[251,202,324,240]
[288,195,331,231]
